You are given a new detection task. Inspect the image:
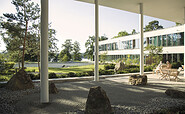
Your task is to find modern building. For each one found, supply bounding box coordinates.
[99,25,184,64]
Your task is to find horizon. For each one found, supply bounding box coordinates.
[0,0,176,53]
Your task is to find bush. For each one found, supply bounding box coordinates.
[99,69,114,75]
[67,72,76,77]
[125,65,139,69]
[49,73,57,79]
[28,73,40,80]
[171,62,182,69]
[0,76,9,81]
[86,71,94,76]
[60,74,67,78]
[104,63,115,70]
[117,70,129,74]
[144,65,153,72]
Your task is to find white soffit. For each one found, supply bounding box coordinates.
[76,0,185,24]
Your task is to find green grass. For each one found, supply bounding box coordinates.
[26,65,104,74]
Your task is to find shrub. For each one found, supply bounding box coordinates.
[86,71,94,76]
[117,70,129,74]
[144,65,153,72]
[49,73,57,79]
[60,74,67,78]
[0,76,10,81]
[104,63,115,70]
[99,69,114,75]
[67,72,76,77]
[171,62,182,69]
[28,73,40,80]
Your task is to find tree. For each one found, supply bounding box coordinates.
[144,20,163,32]
[0,0,40,69]
[113,31,129,38]
[145,45,163,65]
[100,52,107,64]
[176,22,182,26]
[84,36,95,61]
[99,35,108,41]
[73,41,82,61]
[59,39,73,62]
[131,29,137,34]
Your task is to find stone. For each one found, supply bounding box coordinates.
[49,82,58,94]
[114,61,125,72]
[129,74,147,85]
[165,89,185,98]
[85,86,113,114]
[6,69,34,90]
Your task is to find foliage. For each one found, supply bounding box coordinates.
[100,52,107,64]
[73,41,82,61]
[49,73,57,79]
[99,35,108,41]
[131,29,137,34]
[104,63,115,70]
[171,62,182,69]
[59,39,73,61]
[85,36,95,61]
[145,45,163,65]
[0,0,40,69]
[113,31,129,38]
[61,54,69,62]
[144,20,163,32]
[176,22,182,26]
[99,69,114,75]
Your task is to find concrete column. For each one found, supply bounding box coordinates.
[94,0,99,81]
[184,7,185,77]
[139,3,144,75]
[40,0,49,103]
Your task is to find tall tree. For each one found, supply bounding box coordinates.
[84,36,95,61]
[113,31,129,38]
[131,29,137,34]
[144,20,163,32]
[59,39,73,62]
[0,0,40,69]
[73,41,82,61]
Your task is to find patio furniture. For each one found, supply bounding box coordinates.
[159,69,180,81]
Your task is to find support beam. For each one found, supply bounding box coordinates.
[94,0,99,81]
[139,3,144,75]
[184,7,185,77]
[40,0,49,103]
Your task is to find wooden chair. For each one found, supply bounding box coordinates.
[159,69,170,80]
[168,69,180,82]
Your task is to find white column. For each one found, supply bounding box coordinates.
[40,0,49,103]
[139,3,144,75]
[184,7,185,77]
[94,0,99,81]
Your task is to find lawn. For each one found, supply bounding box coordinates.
[26,64,104,74]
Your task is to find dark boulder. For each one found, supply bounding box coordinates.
[6,69,34,90]
[165,89,185,98]
[85,86,113,114]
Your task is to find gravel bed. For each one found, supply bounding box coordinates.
[68,97,185,114]
[0,84,40,114]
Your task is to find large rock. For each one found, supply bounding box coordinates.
[129,74,147,85]
[85,86,113,114]
[6,69,34,90]
[49,82,58,94]
[165,89,185,98]
[114,61,125,72]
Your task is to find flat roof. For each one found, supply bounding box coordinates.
[76,0,185,24]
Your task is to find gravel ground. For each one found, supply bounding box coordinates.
[1,73,185,114]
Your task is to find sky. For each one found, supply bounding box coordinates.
[0,0,176,53]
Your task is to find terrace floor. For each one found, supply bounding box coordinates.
[14,72,185,113]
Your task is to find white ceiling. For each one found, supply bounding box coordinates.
[76,0,185,24]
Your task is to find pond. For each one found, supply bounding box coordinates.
[14,62,93,68]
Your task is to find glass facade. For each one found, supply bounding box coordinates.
[99,31,184,63]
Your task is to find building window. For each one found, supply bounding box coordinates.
[179,32,184,46]
[158,35,162,46]
[162,35,167,46]
[144,38,147,47]
[167,34,172,46]
[153,36,158,46]
[149,37,153,45]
